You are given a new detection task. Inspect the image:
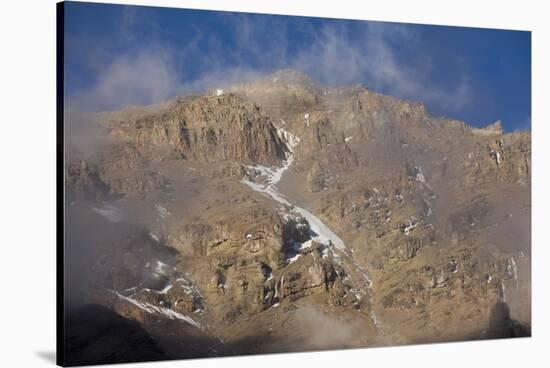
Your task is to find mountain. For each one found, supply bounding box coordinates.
[64,69,531,359]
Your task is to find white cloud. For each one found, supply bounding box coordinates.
[291,22,472,113]
[67,12,473,115]
[73,50,178,111]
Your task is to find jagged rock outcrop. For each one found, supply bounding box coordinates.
[65,159,110,201]
[462,131,531,187]
[106,94,290,165]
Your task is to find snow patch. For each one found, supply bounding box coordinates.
[152,260,170,279]
[403,218,418,235]
[175,278,202,297]
[293,206,345,250]
[155,204,171,218]
[111,291,201,328]
[159,284,173,294]
[92,204,123,223]
[415,166,426,183]
[287,253,301,264]
[507,257,518,287]
[490,149,502,166]
[149,232,160,243]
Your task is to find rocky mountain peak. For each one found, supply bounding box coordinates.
[66,70,531,358]
[472,120,504,136]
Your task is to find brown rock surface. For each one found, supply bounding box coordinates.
[65,69,531,358]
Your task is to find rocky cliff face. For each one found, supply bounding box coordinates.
[64,69,531,359]
[105,93,290,165]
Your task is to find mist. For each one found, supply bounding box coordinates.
[291,306,372,350]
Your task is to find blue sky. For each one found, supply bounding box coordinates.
[63,1,531,131]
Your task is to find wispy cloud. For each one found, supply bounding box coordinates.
[66,7,473,115]
[70,49,179,111]
[290,22,471,112]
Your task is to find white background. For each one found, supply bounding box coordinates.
[0,0,548,367]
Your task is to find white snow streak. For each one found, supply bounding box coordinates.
[92,204,123,223]
[240,127,383,327]
[111,291,201,328]
[149,232,160,243]
[155,204,171,218]
[159,284,173,294]
[287,253,302,264]
[241,127,345,250]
